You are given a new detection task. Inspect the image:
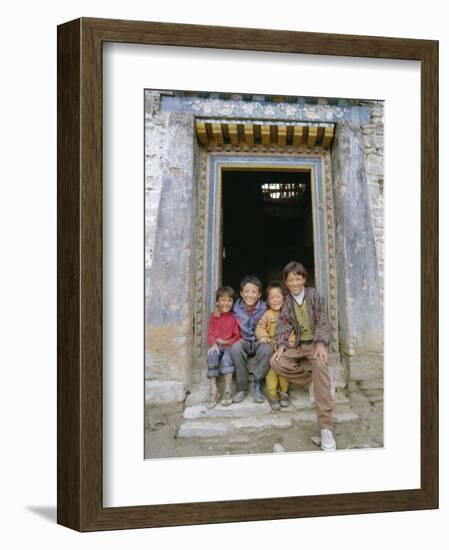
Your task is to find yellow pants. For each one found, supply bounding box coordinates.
[266,367,289,398]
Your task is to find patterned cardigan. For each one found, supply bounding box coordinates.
[275,287,331,348]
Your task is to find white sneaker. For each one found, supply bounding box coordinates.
[320,428,336,451]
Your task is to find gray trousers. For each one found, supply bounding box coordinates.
[229,339,273,392]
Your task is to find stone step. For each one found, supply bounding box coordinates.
[291,410,359,423]
[180,379,358,447]
[177,407,358,440]
[183,399,271,420]
[289,388,351,412]
[186,377,348,402]
[177,417,291,440]
[177,414,295,440]
[177,422,230,439]
[183,388,352,420]
[233,415,293,431]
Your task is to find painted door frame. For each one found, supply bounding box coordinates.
[194,147,340,365]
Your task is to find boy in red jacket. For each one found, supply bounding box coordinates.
[207,286,241,408]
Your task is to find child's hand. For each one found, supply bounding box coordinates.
[270,346,285,368]
[207,344,219,355]
[213,308,221,319]
[259,337,270,343]
[216,338,228,346]
[313,343,328,362]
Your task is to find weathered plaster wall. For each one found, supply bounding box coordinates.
[145,94,197,405]
[362,103,384,302]
[330,104,384,396]
[145,93,167,279]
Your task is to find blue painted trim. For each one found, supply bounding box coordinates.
[160,95,370,124]
[207,154,328,314]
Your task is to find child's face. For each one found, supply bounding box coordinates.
[240,283,261,308]
[267,288,284,311]
[285,272,306,296]
[217,294,234,314]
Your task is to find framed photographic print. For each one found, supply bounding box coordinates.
[57,17,438,531]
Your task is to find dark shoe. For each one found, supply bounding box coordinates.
[279,391,290,408]
[232,390,247,403]
[221,391,233,406]
[253,380,266,403]
[269,396,281,410]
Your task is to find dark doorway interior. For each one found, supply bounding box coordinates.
[221,169,315,294]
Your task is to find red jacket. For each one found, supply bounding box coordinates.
[207,311,241,347]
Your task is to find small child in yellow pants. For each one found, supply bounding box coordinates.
[255,282,294,410]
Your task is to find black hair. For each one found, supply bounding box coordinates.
[282,261,308,280]
[266,281,283,298]
[239,275,263,292]
[215,285,237,302]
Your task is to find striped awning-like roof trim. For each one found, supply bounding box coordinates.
[195,119,335,149]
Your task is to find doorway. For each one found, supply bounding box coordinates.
[221,169,315,293]
[194,152,338,360]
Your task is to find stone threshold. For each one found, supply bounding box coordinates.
[177,383,358,440]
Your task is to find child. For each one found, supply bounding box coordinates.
[229,275,272,404]
[256,282,294,410]
[270,261,336,451]
[207,286,241,408]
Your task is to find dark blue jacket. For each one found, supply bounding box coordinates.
[232,298,267,342]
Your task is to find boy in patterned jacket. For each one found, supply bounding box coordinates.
[270,261,336,451]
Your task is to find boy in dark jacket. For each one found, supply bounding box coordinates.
[229,275,272,404]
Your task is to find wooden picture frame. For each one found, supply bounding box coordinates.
[57,17,438,531]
